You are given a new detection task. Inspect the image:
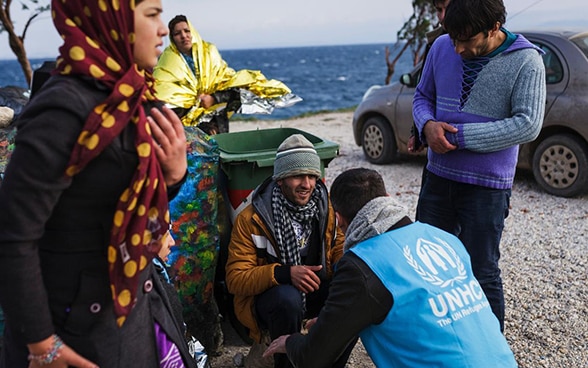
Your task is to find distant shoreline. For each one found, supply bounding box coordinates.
[0,42,395,62]
[2,44,397,120]
[230,106,357,122]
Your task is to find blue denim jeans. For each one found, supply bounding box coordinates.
[416,171,510,331]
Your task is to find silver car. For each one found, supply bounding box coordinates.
[352,30,588,197]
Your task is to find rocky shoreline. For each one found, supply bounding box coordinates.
[208,112,588,368]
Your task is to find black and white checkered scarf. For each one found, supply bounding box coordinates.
[271,185,320,266]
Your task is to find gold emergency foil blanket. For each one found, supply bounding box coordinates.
[154,21,299,126]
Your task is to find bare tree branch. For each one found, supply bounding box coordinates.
[0,0,50,86]
[21,9,41,39]
[385,38,413,85]
[383,0,436,84]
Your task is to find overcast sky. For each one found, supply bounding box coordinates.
[1,0,587,60]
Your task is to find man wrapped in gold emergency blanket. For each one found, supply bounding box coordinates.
[154,17,300,134]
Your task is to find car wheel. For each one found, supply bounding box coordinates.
[532,134,588,197]
[361,116,397,164]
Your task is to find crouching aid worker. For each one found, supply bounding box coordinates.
[225,134,355,368]
[264,168,518,368]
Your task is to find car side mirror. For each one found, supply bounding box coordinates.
[400,73,417,87]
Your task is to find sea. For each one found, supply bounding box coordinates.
[0,43,415,120]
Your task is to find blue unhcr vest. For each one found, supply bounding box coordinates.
[350,222,517,367]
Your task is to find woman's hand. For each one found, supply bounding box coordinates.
[147,105,188,186]
[27,336,99,368]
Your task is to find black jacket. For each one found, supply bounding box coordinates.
[0,75,194,367]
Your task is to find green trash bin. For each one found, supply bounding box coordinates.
[213,127,340,222]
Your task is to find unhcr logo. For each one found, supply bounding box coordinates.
[403,237,467,288]
[404,237,489,324]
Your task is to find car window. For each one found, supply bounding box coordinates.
[534,43,564,84]
[570,33,588,59]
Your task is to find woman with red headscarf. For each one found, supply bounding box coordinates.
[0,0,197,367]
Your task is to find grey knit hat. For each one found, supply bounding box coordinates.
[273,134,321,180]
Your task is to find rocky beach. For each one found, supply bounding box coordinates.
[207,111,588,368]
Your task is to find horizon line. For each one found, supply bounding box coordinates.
[0,41,398,62]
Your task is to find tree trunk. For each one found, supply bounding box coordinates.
[0,5,34,86]
[9,34,33,87]
[385,39,412,85]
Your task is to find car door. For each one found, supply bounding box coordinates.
[395,64,422,148]
[525,35,568,117]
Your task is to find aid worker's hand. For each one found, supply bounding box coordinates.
[304,317,318,331]
[263,335,289,358]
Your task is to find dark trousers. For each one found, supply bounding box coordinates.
[416,171,510,331]
[255,284,355,368]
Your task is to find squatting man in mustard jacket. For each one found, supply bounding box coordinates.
[225,134,355,368]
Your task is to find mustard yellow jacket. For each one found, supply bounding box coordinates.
[225,179,345,342]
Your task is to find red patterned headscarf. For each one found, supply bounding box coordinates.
[52,0,170,326]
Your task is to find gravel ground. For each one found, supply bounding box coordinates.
[209,112,588,367]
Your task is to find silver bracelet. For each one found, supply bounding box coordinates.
[27,334,64,365]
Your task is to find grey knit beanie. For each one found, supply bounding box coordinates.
[273,134,321,180]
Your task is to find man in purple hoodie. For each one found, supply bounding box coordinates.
[412,0,546,331]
